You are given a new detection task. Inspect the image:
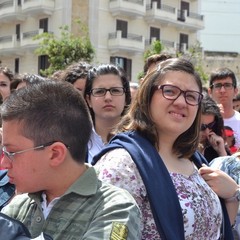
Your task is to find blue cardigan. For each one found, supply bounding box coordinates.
[92,131,233,240]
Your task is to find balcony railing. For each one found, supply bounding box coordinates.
[0,0,24,22]
[21,29,44,47]
[108,30,145,54]
[21,0,55,15]
[146,2,204,31]
[109,0,145,17]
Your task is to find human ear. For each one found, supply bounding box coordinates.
[49,142,67,167]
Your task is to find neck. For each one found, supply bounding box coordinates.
[94,118,119,143]
[45,162,87,203]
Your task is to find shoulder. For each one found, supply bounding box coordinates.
[1,193,32,217]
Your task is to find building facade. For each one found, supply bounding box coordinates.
[0,0,204,81]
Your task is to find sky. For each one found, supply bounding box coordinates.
[199,0,240,53]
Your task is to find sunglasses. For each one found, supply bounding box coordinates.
[200,121,216,131]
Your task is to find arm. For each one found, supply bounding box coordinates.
[199,165,239,224]
[207,132,228,156]
[82,188,142,240]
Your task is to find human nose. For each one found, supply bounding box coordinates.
[0,155,12,170]
[173,92,187,105]
[104,90,112,99]
[219,85,226,92]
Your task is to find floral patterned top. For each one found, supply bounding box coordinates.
[95,148,222,240]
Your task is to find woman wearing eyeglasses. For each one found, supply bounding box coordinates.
[92,58,238,239]
[199,95,231,162]
[83,64,131,163]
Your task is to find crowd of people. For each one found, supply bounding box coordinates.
[0,55,240,239]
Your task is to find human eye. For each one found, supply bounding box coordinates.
[224,83,232,88]
[186,92,199,102]
[213,83,222,89]
[0,82,8,87]
[111,87,123,95]
[163,86,177,96]
[92,88,105,96]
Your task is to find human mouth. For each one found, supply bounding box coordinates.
[103,105,114,109]
[169,111,186,118]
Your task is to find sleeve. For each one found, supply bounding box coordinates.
[81,186,142,240]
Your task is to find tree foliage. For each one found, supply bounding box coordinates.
[34,21,95,76]
[139,40,208,83]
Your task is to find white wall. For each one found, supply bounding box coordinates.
[200,0,240,53]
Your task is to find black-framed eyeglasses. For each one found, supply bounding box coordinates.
[1,141,69,162]
[200,121,216,131]
[156,84,203,106]
[211,82,234,90]
[90,87,125,97]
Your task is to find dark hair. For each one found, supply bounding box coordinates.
[0,66,14,82]
[11,73,46,90]
[84,64,131,123]
[143,53,173,76]
[116,57,202,158]
[233,93,240,102]
[1,80,92,163]
[201,95,225,138]
[209,67,237,88]
[63,61,92,84]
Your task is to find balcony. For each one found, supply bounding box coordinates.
[145,2,204,31]
[21,29,44,48]
[0,34,22,56]
[0,0,25,22]
[21,0,55,16]
[109,0,145,18]
[108,31,145,54]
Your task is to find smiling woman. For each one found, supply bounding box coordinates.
[92,57,237,240]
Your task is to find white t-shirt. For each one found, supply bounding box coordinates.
[224,110,240,148]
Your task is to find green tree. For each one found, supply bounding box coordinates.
[182,41,209,83]
[34,21,95,76]
[137,40,164,79]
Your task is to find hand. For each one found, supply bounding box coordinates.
[207,132,227,156]
[199,164,238,199]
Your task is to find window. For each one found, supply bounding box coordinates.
[38,55,49,74]
[181,1,189,16]
[116,20,127,38]
[15,58,19,74]
[151,0,161,9]
[150,27,160,43]
[179,33,188,52]
[16,24,20,41]
[110,56,132,81]
[39,18,48,33]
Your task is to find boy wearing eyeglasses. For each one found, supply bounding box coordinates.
[208,67,240,150]
[0,80,141,239]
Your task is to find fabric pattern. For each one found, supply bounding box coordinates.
[95,148,222,240]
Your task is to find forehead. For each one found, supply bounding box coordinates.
[92,74,123,87]
[212,76,233,83]
[2,120,25,144]
[0,72,10,81]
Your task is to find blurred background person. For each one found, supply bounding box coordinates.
[199,95,230,163]
[62,61,92,95]
[0,66,14,102]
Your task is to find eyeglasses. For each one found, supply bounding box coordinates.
[211,83,234,90]
[156,84,203,106]
[200,121,216,131]
[90,87,125,97]
[1,141,59,162]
